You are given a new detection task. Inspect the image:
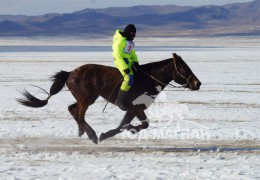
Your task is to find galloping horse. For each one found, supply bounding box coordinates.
[17,53,201,144]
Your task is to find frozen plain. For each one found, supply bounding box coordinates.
[0,36,259,179]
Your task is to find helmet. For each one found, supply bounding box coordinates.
[123,24,136,41]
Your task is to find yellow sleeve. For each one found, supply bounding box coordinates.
[113,39,129,70]
[131,49,138,63]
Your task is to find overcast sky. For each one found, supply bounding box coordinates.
[0,0,254,16]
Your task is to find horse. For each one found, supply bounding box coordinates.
[17,53,201,144]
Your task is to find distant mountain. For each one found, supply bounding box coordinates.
[0,0,259,36]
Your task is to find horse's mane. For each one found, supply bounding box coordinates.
[140,58,172,71]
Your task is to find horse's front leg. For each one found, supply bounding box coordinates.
[99,109,136,142]
[127,110,149,134]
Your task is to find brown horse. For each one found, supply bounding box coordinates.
[17,53,201,144]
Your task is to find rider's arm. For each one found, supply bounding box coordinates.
[113,39,129,70]
[131,49,138,63]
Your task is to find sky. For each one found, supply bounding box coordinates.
[0,0,254,16]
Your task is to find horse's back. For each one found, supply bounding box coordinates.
[66,64,122,100]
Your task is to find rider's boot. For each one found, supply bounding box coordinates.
[115,89,130,111]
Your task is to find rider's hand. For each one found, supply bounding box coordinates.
[132,62,139,71]
[124,68,131,74]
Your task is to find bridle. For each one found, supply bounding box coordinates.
[172,54,194,88]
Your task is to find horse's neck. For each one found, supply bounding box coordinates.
[143,58,174,88]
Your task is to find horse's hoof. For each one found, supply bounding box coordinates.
[92,138,98,144]
[90,136,98,144]
[78,129,85,137]
[99,133,106,142]
[128,128,138,134]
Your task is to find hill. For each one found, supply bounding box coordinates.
[0,1,259,36]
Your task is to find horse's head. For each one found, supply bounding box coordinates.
[172,53,201,90]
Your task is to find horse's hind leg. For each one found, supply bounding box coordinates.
[77,103,98,144]
[99,109,136,142]
[68,103,84,137]
[68,103,98,144]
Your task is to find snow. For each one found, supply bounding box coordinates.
[0,36,260,179]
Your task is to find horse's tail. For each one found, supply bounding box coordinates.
[17,71,70,108]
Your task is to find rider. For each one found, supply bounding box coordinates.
[112,24,139,110]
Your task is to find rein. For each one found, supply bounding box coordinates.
[138,56,193,89]
[102,76,123,113]
[138,68,182,88]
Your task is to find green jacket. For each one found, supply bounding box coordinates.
[112,29,138,70]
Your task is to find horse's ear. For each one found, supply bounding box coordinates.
[172,53,177,60]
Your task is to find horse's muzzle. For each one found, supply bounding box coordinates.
[187,78,201,91]
[192,80,201,90]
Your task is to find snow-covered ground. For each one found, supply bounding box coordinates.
[0,36,259,179]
